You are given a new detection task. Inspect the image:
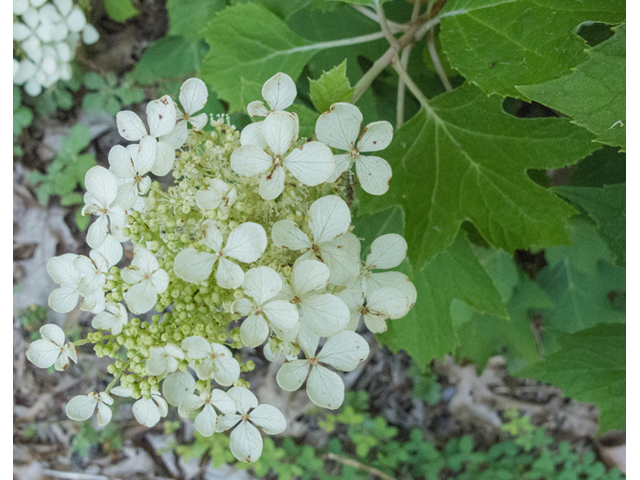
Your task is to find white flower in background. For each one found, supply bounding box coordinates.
[120,247,169,315]
[132,390,169,427]
[241,72,297,147]
[277,329,369,409]
[13,0,99,96]
[74,250,110,297]
[338,287,415,333]
[82,166,126,249]
[116,96,180,176]
[316,102,394,195]
[232,266,299,348]
[272,195,361,286]
[108,139,155,211]
[231,111,335,200]
[349,234,417,305]
[93,231,124,267]
[66,391,113,426]
[47,253,105,314]
[162,370,196,407]
[26,324,77,371]
[263,339,299,363]
[91,302,128,334]
[167,78,209,147]
[173,220,267,289]
[178,389,236,437]
[147,344,184,376]
[181,337,240,386]
[277,260,349,337]
[216,387,286,463]
[195,179,237,215]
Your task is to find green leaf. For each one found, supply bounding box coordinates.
[309,59,354,113]
[538,220,625,335]
[84,72,105,90]
[75,208,90,231]
[518,323,625,432]
[115,84,145,106]
[554,184,625,267]
[518,24,626,150]
[325,0,390,6]
[132,36,207,85]
[570,146,625,187]
[104,0,140,22]
[68,125,92,153]
[105,96,123,116]
[376,231,508,364]
[60,192,84,206]
[358,84,599,266]
[82,92,106,112]
[439,0,625,98]
[200,3,325,112]
[288,103,319,139]
[13,107,33,136]
[167,0,226,42]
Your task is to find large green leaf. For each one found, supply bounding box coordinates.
[377,231,508,365]
[518,24,626,150]
[132,36,207,85]
[570,147,626,188]
[200,3,325,112]
[359,84,599,266]
[439,0,625,98]
[537,220,625,335]
[518,323,625,432]
[167,0,226,42]
[554,185,626,267]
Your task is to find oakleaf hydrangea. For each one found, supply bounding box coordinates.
[26,72,416,463]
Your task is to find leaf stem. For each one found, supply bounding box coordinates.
[426,1,452,91]
[351,5,408,32]
[396,45,412,129]
[323,453,397,480]
[392,54,433,114]
[375,1,400,49]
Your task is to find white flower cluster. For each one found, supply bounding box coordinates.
[13,0,99,96]
[25,73,417,463]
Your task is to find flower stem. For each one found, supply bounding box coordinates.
[323,453,397,480]
[426,1,452,92]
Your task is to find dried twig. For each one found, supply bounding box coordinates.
[323,452,397,480]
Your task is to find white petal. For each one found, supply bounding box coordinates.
[212,347,241,386]
[110,387,133,398]
[319,233,362,286]
[135,136,158,175]
[174,249,216,283]
[67,6,86,32]
[232,298,254,316]
[26,339,62,369]
[92,310,115,331]
[315,102,362,151]
[94,235,124,267]
[115,181,138,211]
[13,23,31,41]
[202,220,223,252]
[49,286,80,313]
[181,336,212,359]
[317,331,369,371]
[240,314,269,348]
[292,260,329,296]
[196,190,222,212]
[96,401,112,426]
[108,146,135,178]
[366,234,407,270]
[195,404,218,436]
[250,404,286,434]
[66,395,97,421]
[367,287,414,319]
[367,271,417,307]
[299,294,349,337]
[147,95,177,137]
[240,121,267,147]
[284,141,335,186]
[178,394,204,418]
[151,140,176,176]
[82,23,99,45]
[147,348,169,376]
[230,421,263,463]
[131,247,159,274]
[40,323,65,346]
[258,166,285,200]
[263,111,297,156]
[363,312,389,334]
[247,101,269,118]
[357,120,393,152]
[179,78,208,115]
[271,220,311,251]
[116,111,147,141]
[227,386,258,414]
[262,72,296,111]
[124,280,157,314]
[309,195,351,245]
[162,371,196,406]
[262,300,299,331]
[14,0,29,16]
[306,365,344,410]
[276,360,309,392]
[216,257,244,289]
[160,121,187,150]
[132,398,161,427]
[210,389,237,414]
[85,166,118,208]
[86,214,109,249]
[216,413,242,432]
[355,155,392,196]
[230,145,272,177]
[47,254,81,286]
[189,113,208,131]
[223,222,267,263]
[243,266,281,305]
[297,324,320,358]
